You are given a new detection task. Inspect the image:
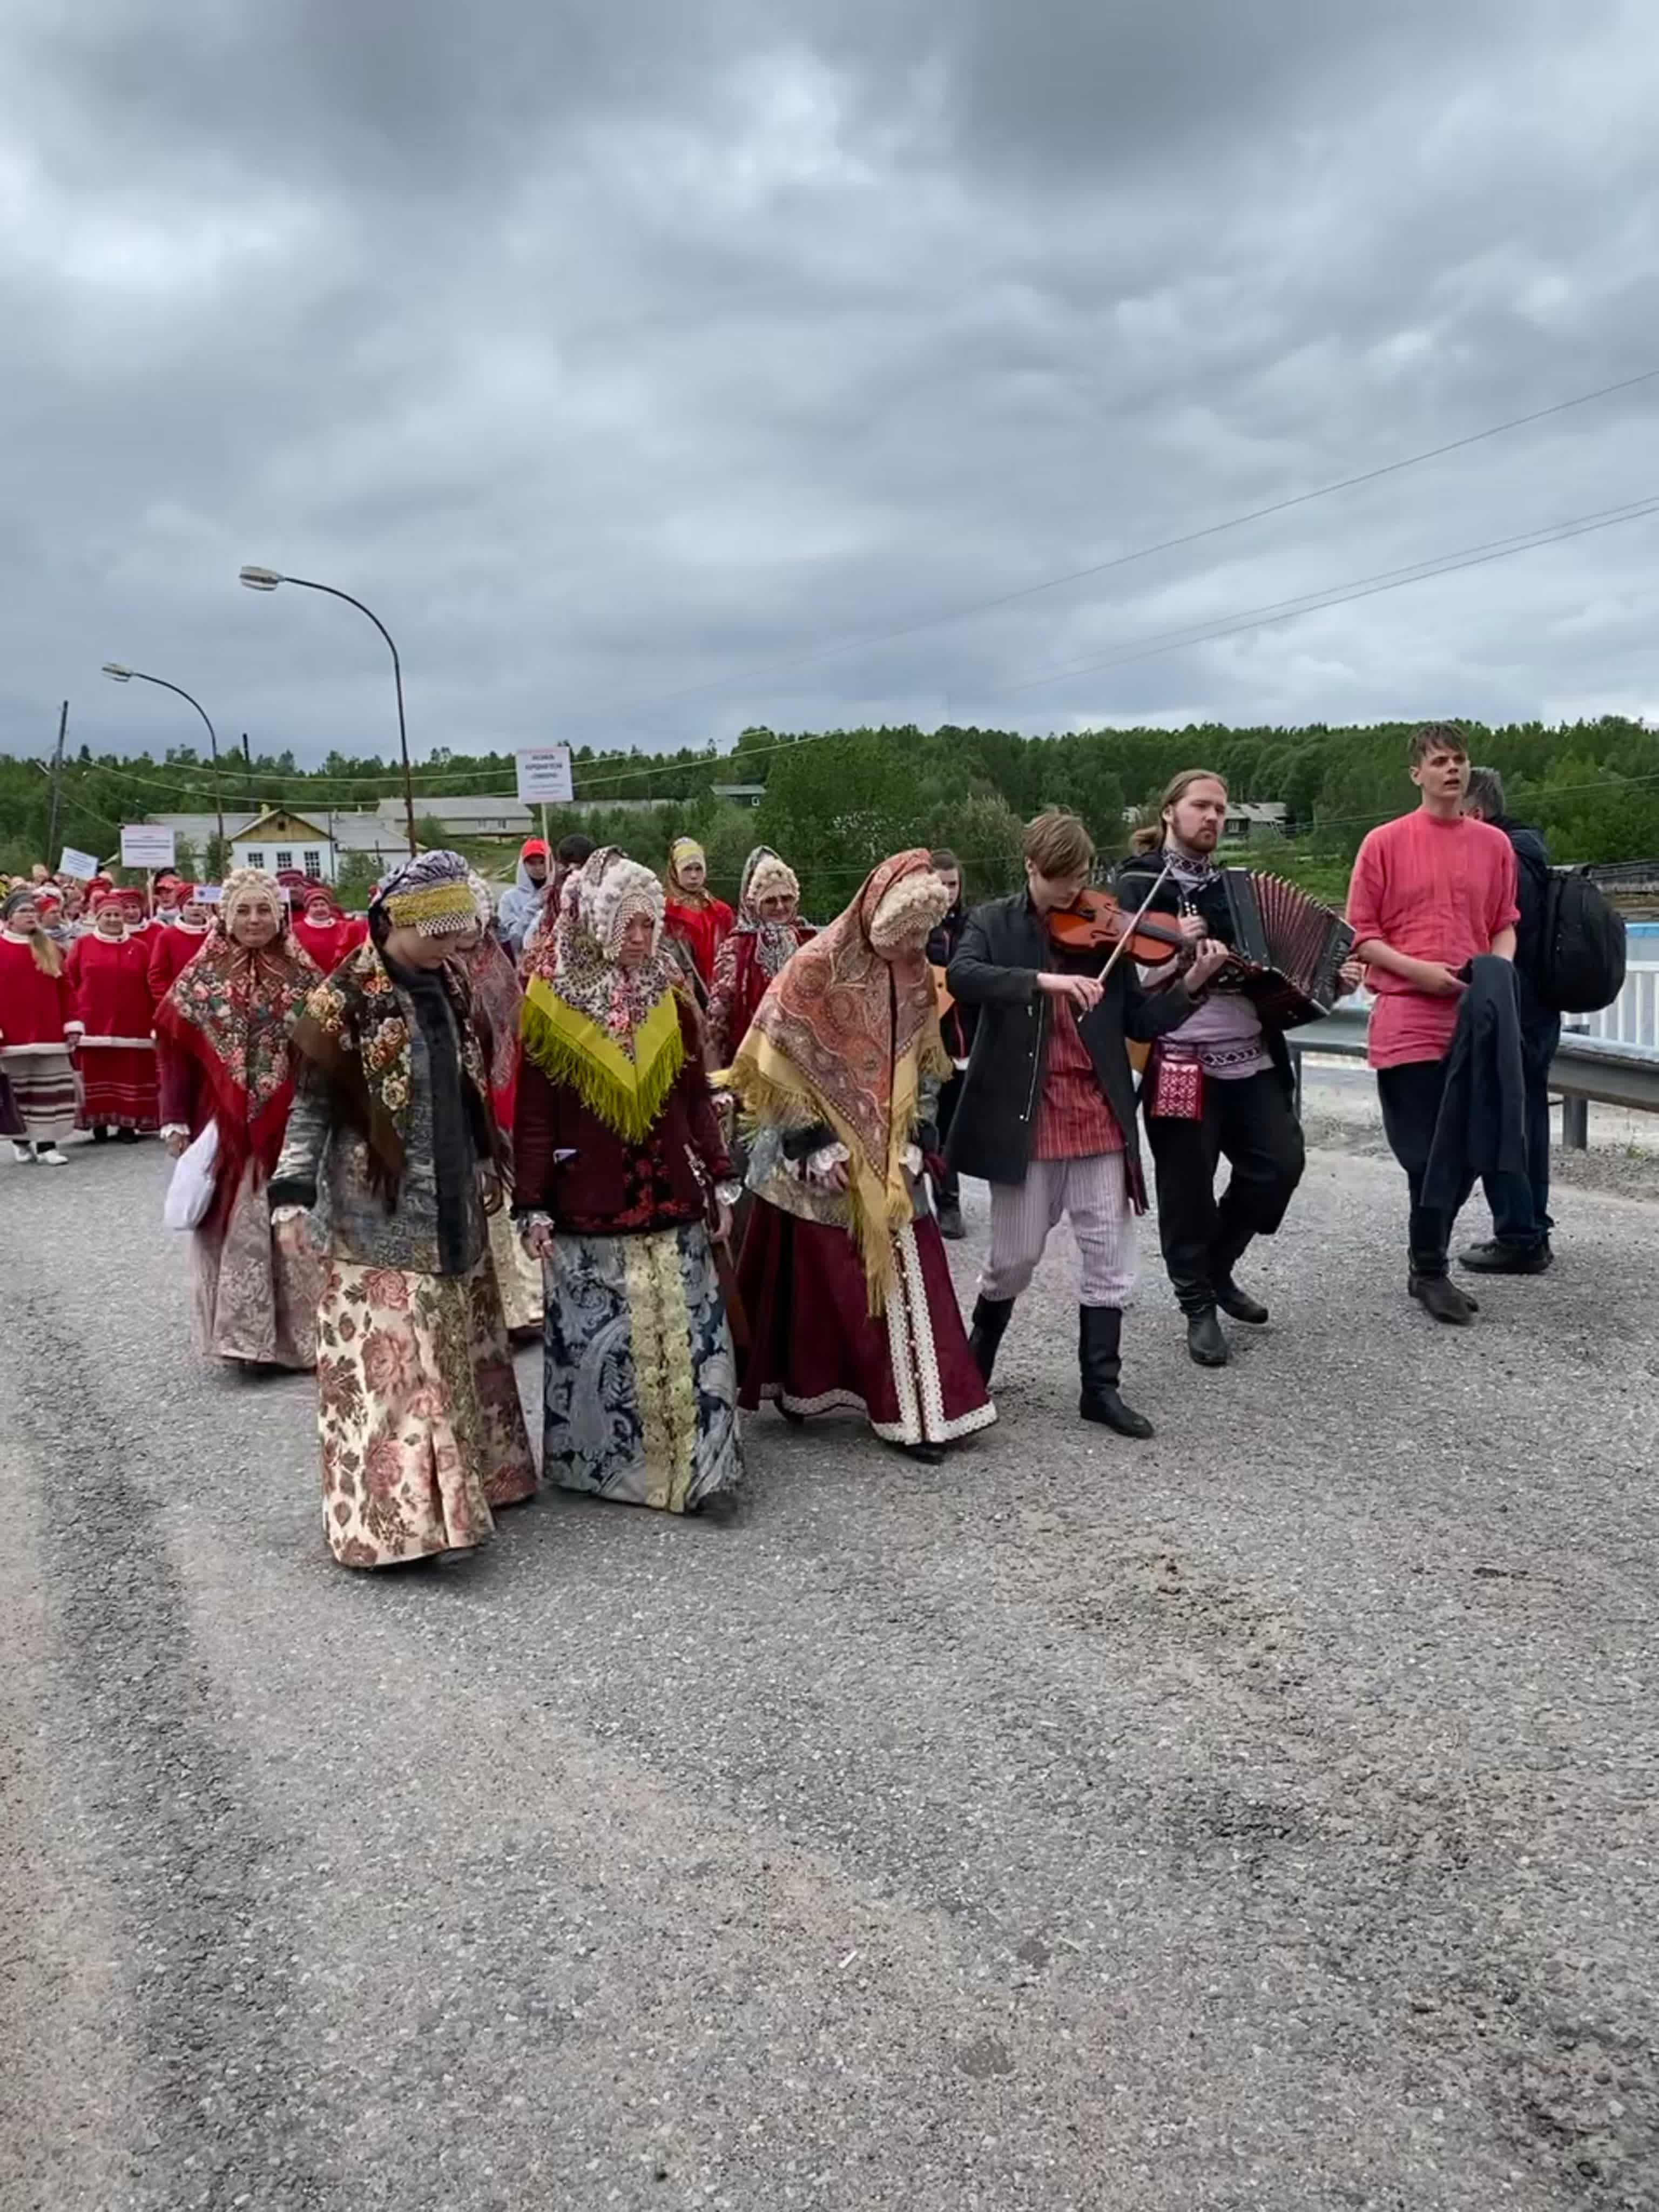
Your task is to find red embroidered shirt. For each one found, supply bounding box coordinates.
[1034,998,1123,1161]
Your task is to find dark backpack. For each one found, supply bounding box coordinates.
[1532,867,1628,1013]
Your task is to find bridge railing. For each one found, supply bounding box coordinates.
[1289,1008,1659,1147]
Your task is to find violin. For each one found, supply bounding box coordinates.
[1047,888,1191,968]
[1046,864,1253,987]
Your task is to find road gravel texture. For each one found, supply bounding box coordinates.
[1,1138,1655,2212]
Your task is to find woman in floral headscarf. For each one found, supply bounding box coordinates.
[705,846,815,1068]
[269,850,537,1569]
[662,835,734,988]
[155,868,323,1368]
[514,847,742,1516]
[731,850,994,1464]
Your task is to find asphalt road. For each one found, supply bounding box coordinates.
[2,1137,1656,2212]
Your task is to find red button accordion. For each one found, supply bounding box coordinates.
[1218,869,1354,1029]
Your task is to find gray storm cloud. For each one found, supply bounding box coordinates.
[3,0,1656,764]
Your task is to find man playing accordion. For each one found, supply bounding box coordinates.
[1115,769,1359,1370]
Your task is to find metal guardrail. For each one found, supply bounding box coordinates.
[1288,1006,1659,1142]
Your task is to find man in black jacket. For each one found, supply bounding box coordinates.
[925,848,974,1240]
[946,808,1230,1438]
[1459,767,1559,1273]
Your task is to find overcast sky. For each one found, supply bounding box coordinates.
[4,0,1658,772]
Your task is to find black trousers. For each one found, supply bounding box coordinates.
[932,1070,965,1210]
[1375,1057,1475,1274]
[1146,1069,1306,1312]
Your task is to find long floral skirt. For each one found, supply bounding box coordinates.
[77,1043,159,1132]
[192,1158,323,1369]
[488,1201,544,1336]
[542,1221,741,1513]
[737,1205,996,1448]
[1,1048,78,1143]
[316,1258,538,1569]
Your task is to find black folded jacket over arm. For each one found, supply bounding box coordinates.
[1420,954,1529,1212]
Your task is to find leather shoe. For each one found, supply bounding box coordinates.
[935,1202,967,1242]
[1214,1276,1269,1324]
[1458,1237,1552,1275]
[1410,1271,1476,1324]
[900,1441,946,1466]
[1186,1307,1230,1367]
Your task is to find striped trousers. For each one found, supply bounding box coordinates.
[980,1152,1137,1309]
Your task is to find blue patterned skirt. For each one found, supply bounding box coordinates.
[541,1221,742,1512]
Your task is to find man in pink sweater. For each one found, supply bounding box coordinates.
[1347,723,1519,1324]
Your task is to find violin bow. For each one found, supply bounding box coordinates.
[1096,861,1175,985]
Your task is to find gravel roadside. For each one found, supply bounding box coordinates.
[2,1138,1655,2211]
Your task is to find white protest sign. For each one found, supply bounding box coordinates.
[192,884,223,903]
[515,746,574,805]
[58,847,99,881]
[120,824,177,870]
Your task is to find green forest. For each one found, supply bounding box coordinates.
[3,715,1656,916]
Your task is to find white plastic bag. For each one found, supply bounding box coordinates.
[163,1119,221,1231]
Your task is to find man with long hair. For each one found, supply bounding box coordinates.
[1116,770,1316,1368]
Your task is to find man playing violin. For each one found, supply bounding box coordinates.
[1116,768,1356,1369]
[945,807,1231,1439]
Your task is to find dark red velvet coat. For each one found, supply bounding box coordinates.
[514,1000,731,1236]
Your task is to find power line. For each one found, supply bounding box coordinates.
[37,486,1659,815]
[517,360,1659,730]
[37,361,1659,803]
[983,493,1659,698]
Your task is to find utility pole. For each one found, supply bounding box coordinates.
[45,699,68,864]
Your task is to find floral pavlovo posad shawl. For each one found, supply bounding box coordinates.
[731,848,952,1311]
[289,938,497,1202]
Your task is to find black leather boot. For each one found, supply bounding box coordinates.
[1410,1269,1478,1324]
[1210,1225,1269,1323]
[1185,1306,1230,1367]
[1213,1274,1269,1324]
[967,1295,1015,1384]
[1078,1306,1154,1439]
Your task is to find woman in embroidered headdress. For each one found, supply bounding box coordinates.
[155,867,323,1369]
[268,851,537,1569]
[514,848,742,1515]
[731,849,994,1465]
[0,887,83,1166]
[662,836,734,989]
[706,846,815,1069]
[456,868,543,1340]
[65,890,159,1141]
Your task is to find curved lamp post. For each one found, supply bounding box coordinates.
[102,663,226,852]
[238,566,416,856]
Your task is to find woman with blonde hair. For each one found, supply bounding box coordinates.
[0,886,82,1165]
[156,868,324,1371]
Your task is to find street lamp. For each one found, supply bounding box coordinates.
[238,565,416,855]
[102,662,226,852]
